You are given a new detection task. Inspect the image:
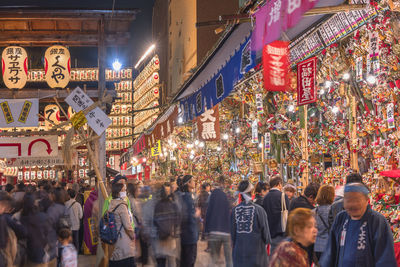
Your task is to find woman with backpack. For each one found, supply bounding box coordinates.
[108,182,135,267]
[152,182,180,267]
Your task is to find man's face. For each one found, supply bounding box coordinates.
[164,186,171,196]
[344,192,368,220]
[285,191,294,200]
[205,185,211,193]
[118,179,126,186]
[170,182,177,192]
[188,179,195,190]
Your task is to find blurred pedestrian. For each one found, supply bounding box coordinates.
[153,182,180,267]
[289,183,320,211]
[283,184,296,202]
[253,182,269,206]
[232,180,270,267]
[57,228,77,267]
[65,189,83,251]
[179,175,199,267]
[205,175,232,267]
[197,182,210,241]
[108,182,135,267]
[314,185,335,259]
[320,183,396,267]
[328,173,363,227]
[262,176,289,252]
[269,208,318,267]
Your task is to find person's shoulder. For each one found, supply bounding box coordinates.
[368,208,390,226]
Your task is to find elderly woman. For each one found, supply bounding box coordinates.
[270,208,318,267]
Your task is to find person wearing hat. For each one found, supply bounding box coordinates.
[320,183,396,267]
[179,175,200,267]
[231,180,271,267]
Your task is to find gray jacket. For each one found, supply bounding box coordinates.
[314,205,330,253]
[65,199,83,231]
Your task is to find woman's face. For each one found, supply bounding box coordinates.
[294,217,317,247]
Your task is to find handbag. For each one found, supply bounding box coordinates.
[281,192,288,232]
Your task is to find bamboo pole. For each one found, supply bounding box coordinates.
[350,95,359,172]
[301,105,309,187]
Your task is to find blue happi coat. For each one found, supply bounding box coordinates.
[231,201,271,267]
[320,206,397,267]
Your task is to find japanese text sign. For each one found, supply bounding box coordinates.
[85,107,112,136]
[132,135,146,156]
[251,0,319,51]
[151,140,161,157]
[387,103,395,129]
[44,104,61,129]
[0,99,38,128]
[44,45,71,88]
[65,87,94,112]
[66,87,111,135]
[6,156,64,167]
[197,105,220,141]
[2,46,28,89]
[297,57,317,106]
[263,41,290,91]
[0,136,58,158]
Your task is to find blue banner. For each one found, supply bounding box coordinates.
[179,37,255,122]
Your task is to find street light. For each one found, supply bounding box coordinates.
[112,59,122,71]
[135,44,156,69]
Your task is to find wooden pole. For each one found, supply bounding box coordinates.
[97,14,108,267]
[350,94,359,172]
[301,105,309,188]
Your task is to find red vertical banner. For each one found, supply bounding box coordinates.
[297,57,317,106]
[197,105,220,141]
[262,41,290,91]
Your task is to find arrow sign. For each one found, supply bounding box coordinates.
[0,136,58,158]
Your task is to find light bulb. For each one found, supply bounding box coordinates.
[332,106,339,114]
[325,81,332,88]
[343,73,350,80]
[288,105,295,112]
[178,117,183,124]
[199,142,205,148]
[223,134,229,140]
[217,146,221,151]
[258,143,263,148]
[235,128,241,134]
[142,158,147,163]
[112,59,122,71]
[319,89,325,95]
[191,150,195,155]
[367,75,376,85]
[190,154,195,160]
[195,140,199,146]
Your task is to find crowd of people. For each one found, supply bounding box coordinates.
[0,172,397,267]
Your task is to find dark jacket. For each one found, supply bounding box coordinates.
[197,190,209,220]
[205,188,231,234]
[289,195,314,211]
[328,198,344,227]
[320,206,397,267]
[180,192,198,245]
[254,194,264,206]
[21,212,51,263]
[46,203,67,260]
[262,189,289,238]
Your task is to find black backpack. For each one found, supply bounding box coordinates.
[153,200,178,240]
[100,203,126,245]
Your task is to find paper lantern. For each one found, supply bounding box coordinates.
[44,45,71,88]
[44,104,60,129]
[2,46,28,89]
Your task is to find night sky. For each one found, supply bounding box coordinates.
[0,0,156,69]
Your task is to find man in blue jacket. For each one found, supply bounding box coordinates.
[205,175,233,267]
[320,182,397,267]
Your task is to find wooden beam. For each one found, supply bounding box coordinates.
[0,130,66,137]
[0,88,112,99]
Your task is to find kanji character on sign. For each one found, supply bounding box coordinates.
[200,109,216,122]
[201,122,217,139]
[268,0,281,26]
[288,0,301,14]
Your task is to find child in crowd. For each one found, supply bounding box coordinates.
[57,228,78,267]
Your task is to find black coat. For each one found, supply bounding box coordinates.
[262,189,289,238]
[289,195,314,211]
[205,188,231,234]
